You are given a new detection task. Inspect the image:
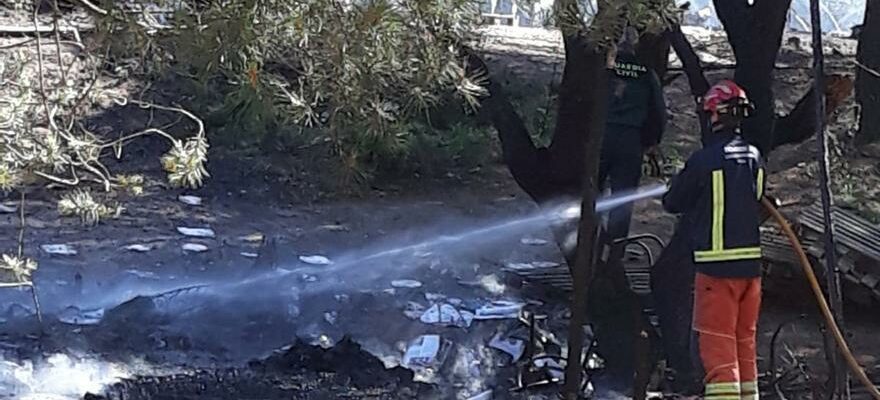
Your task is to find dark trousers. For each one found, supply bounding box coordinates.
[599,125,644,244]
[651,229,701,394]
[591,125,645,394]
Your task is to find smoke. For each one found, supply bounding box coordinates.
[0,354,140,399]
[199,183,667,297]
[17,183,667,321]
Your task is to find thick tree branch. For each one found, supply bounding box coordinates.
[774,75,854,150]
[462,49,554,202]
[666,23,711,136]
[636,31,671,79]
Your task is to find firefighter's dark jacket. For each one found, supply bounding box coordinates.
[606,53,667,148]
[662,129,766,278]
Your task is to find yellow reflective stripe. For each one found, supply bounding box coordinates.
[742,381,759,399]
[756,167,764,200]
[705,382,741,399]
[706,382,741,393]
[712,169,724,251]
[699,247,763,255]
[694,247,763,262]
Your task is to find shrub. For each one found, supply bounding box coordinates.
[98,0,489,181]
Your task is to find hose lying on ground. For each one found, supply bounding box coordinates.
[762,198,880,400]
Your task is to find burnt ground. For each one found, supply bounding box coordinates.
[0,23,879,400]
[0,158,564,399]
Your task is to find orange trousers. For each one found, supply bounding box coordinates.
[694,273,761,400]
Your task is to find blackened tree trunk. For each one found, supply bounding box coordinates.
[636,31,671,81]
[667,23,711,137]
[562,42,609,399]
[552,2,618,396]
[714,0,792,154]
[547,32,607,197]
[857,0,880,144]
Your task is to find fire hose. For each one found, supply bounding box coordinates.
[762,198,880,400]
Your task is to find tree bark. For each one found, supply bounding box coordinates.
[552,29,607,400]
[667,24,711,137]
[667,26,709,97]
[714,0,792,154]
[562,47,608,398]
[636,31,671,80]
[466,41,609,397]
[547,34,604,194]
[857,0,880,144]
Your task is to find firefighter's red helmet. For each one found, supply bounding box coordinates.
[703,80,754,117]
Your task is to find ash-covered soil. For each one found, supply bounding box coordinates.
[86,338,433,400]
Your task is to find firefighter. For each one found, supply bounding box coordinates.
[600,26,667,254]
[662,80,766,400]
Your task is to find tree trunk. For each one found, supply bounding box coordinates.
[714,0,792,154]
[547,33,605,195]
[562,46,608,398]
[637,31,671,80]
[857,0,880,144]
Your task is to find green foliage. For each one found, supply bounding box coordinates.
[439,122,494,166]
[100,0,488,181]
[543,0,680,48]
[623,0,682,34]
[401,121,493,175]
